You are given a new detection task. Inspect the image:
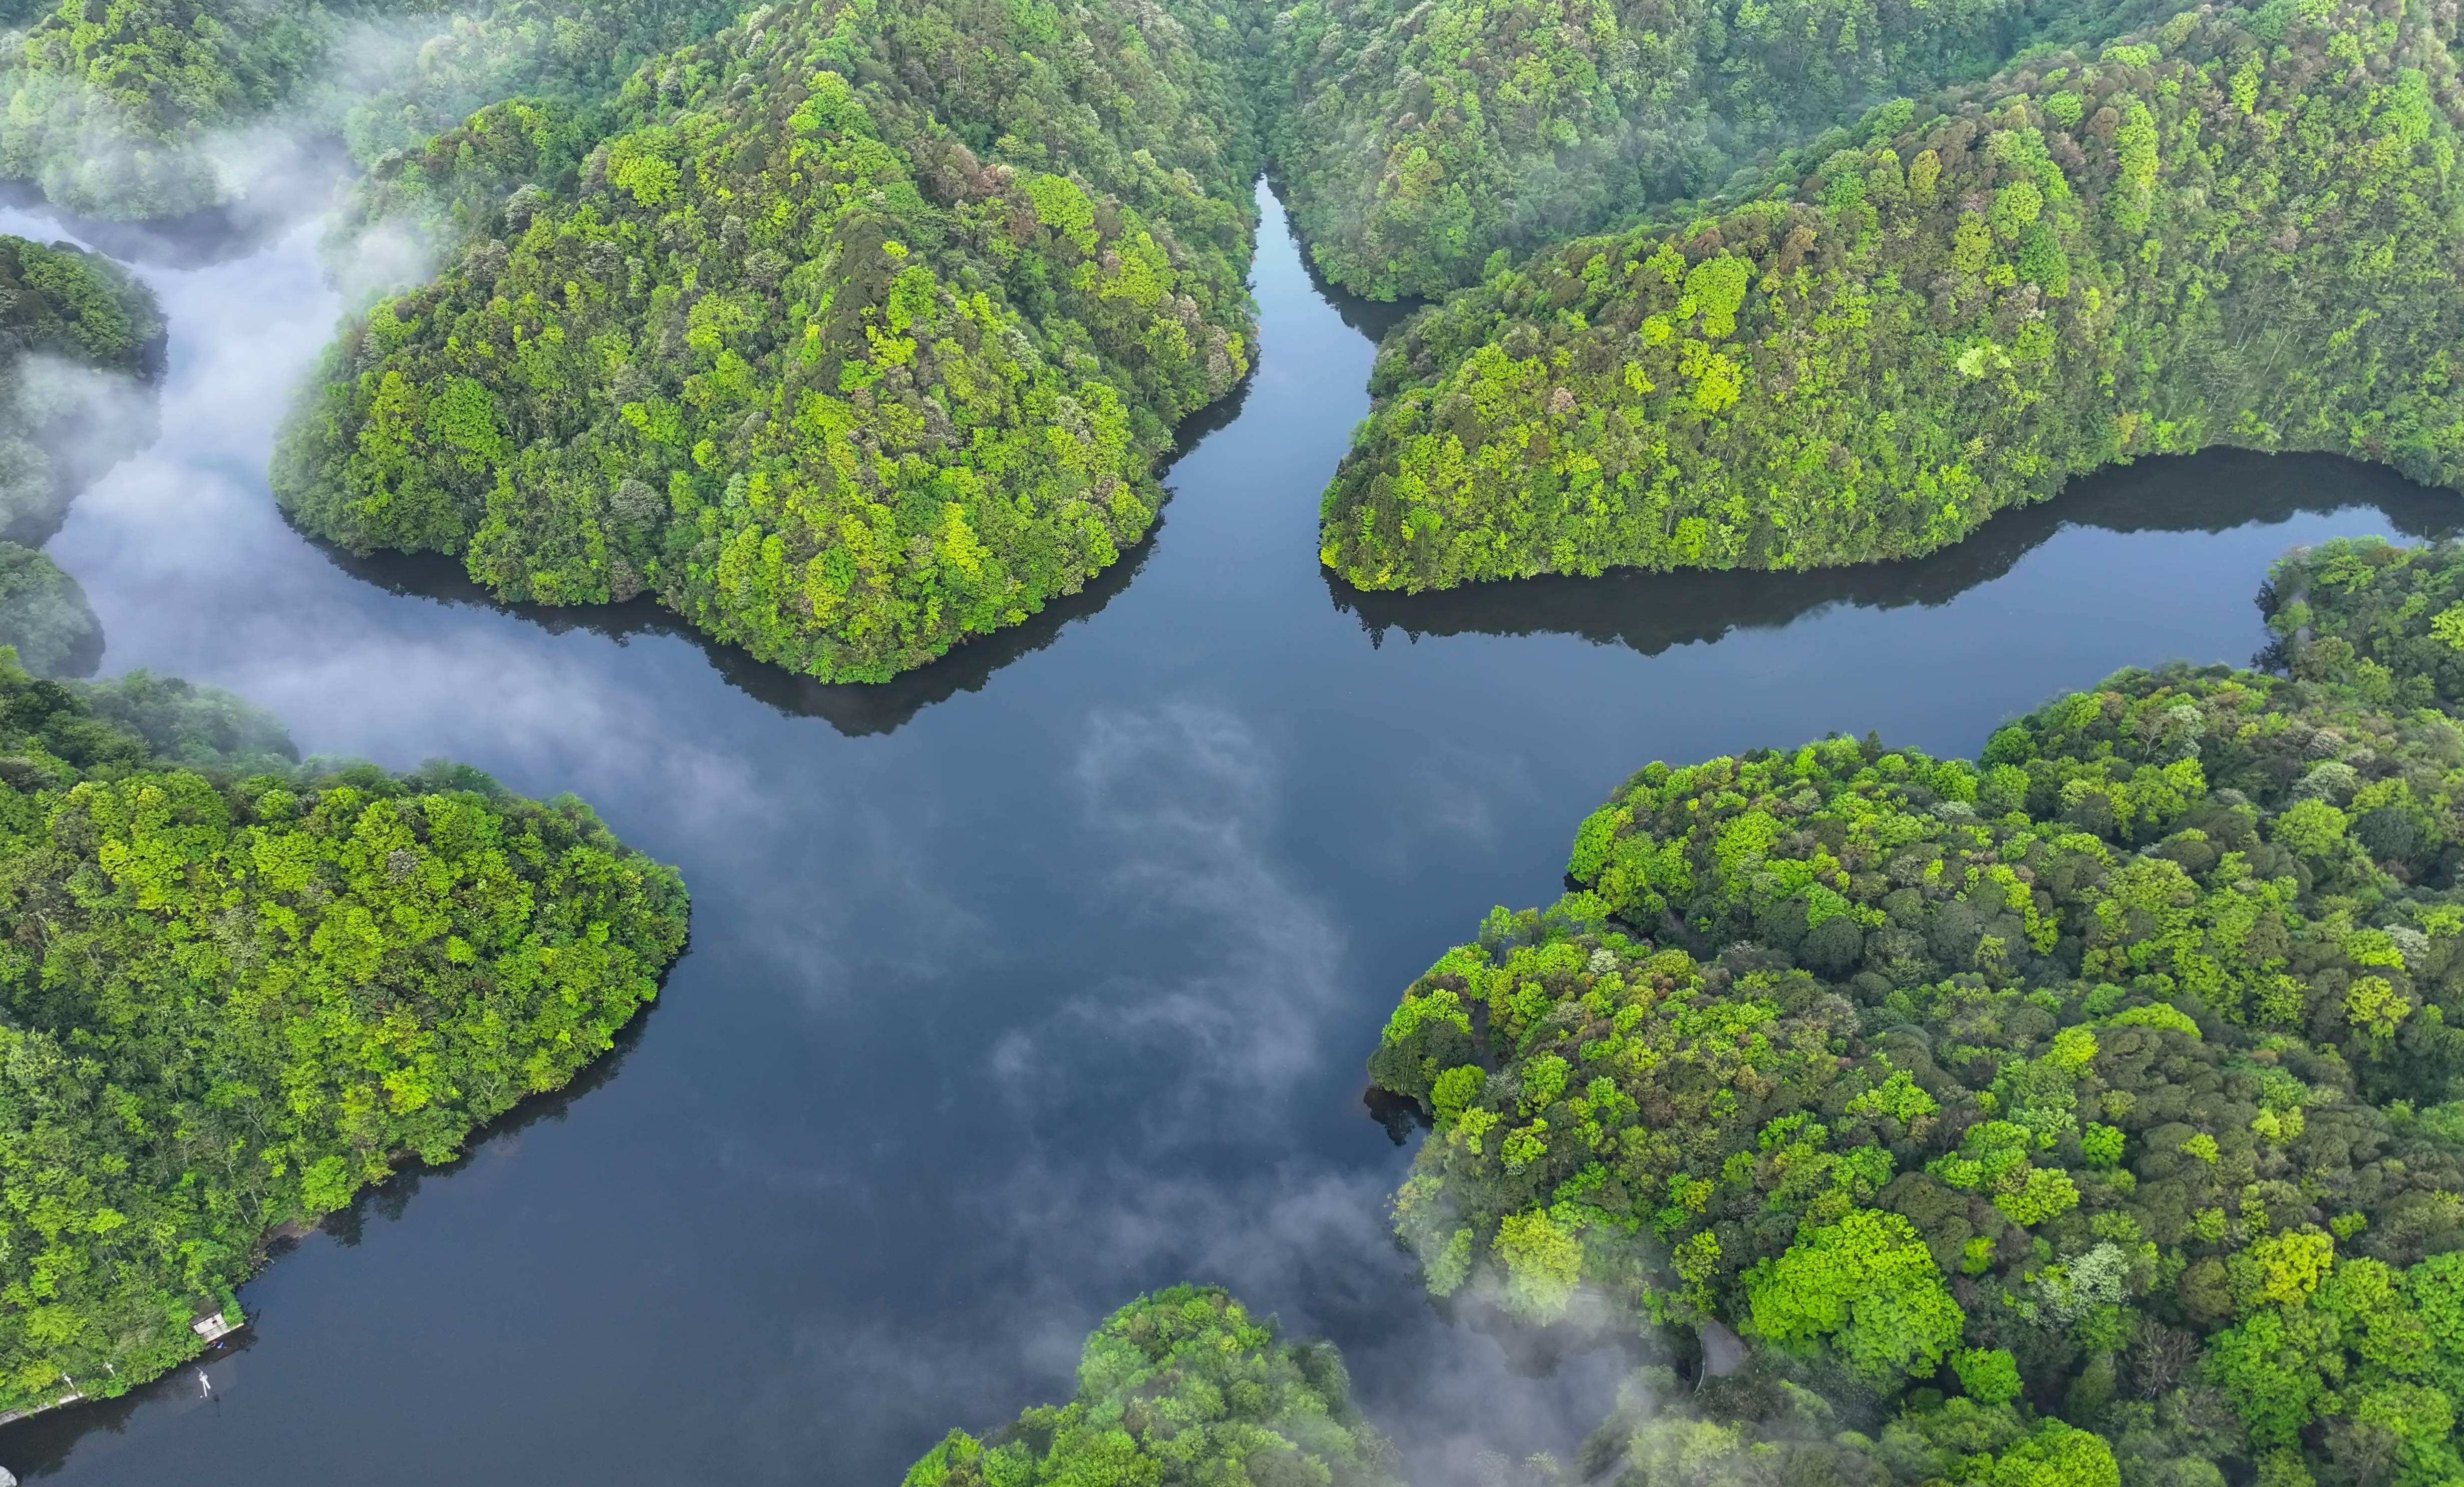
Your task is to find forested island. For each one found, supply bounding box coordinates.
[1353,537,2464,1484]
[902,1286,1403,1487]
[0,652,688,1417]
[1320,0,2464,593]
[272,0,1260,681]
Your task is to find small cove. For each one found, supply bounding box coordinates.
[0,180,2451,1485]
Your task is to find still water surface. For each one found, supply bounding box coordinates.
[0,181,2451,1485]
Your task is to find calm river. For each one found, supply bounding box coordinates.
[0,181,2448,1485]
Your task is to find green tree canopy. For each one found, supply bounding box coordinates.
[1367,542,2464,1485]
[1266,0,2129,299]
[73,669,298,774]
[0,0,744,217]
[274,0,1261,682]
[2265,539,2464,720]
[903,1286,1403,1487]
[1319,0,2464,594]
[1747,1208,1964,1381]
[0,648,689,1416]
[0,234,163,545]
[0,544,98,676]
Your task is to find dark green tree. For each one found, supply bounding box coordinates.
[0,544,97,675]
[0,234,163,543]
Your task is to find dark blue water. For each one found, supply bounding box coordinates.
[0,181,2450,1485]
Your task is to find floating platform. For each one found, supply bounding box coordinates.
[0,1311,242,1427]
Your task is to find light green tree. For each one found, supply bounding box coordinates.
[1747,1210,1965,1382]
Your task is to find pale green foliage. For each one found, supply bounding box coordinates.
[1746,1209,1965,1381]
[1432,1064,1487,1122]
[1953,1346,2023,1405]
[1989,1420,2120,1487]
[1495,1208,1586,1320]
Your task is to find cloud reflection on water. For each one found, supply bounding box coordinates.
[0,174,2449,1487]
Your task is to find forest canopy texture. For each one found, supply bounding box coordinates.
[0,651,689,1415]
[1319,0,2464,593]
[1366,539,2464,1486]
[1265,0,2154,299]
[0,0,745,217]
[273,0,1261,682]
[0,543,99,677]
[901,1285,1404,1487]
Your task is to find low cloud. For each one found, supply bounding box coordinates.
[0,126,1637,1487]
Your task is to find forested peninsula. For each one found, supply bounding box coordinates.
[1319,0,2464,594]
[902,1286,1403,1487]
[0,652,688,1416]
[273,0,1260,682]
[251,0,2464,661]
[1362,537,2464,1485]
[0,234,162,678]
[0,233,161,536]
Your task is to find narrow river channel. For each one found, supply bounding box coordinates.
[0,181,2449,1485]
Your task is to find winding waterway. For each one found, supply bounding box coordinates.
[0,180,2452,1485]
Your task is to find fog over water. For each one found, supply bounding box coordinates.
[0,178,2450,1485]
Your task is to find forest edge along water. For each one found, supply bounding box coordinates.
[0,176,2449,1484]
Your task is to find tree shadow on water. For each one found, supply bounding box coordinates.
[301,374,1254,739]
[0,982,671,1478]
[1327,450,2461,654]
[0,1326,262,1479]
[322,533,1158,739]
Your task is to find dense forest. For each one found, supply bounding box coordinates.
[0,650,689,1415]
[902,1286,1403,1487]
[0,544,97,676]
[0,0,744,217]
[273,0,1262,681]
[1365,537,2464,1484]
[1264,0,2167,301]
[1319,0,2464,593]
[2269,540,2464,716]
[0,0,330,216]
